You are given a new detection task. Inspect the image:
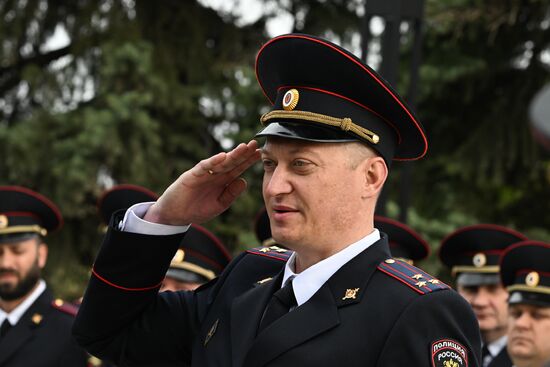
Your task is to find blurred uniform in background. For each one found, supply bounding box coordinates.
[440,224,528,367]
[501,241,550,367]
[374,215,430,265]
[0,186,88,367]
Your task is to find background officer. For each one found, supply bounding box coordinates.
[161,223,231,292]
[374,215,430,265]
[500,240,550,367]
[0,186,88,366]
[440,224,528,367]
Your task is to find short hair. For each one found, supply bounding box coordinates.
[344,142,381,169]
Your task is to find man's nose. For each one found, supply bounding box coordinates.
[263,166,292,197]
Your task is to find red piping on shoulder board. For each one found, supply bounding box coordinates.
[51,300,79,316]
[246,249,290,262]
[92,268,163,291]
[377,265,425,295]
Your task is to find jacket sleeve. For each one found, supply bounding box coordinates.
[376,289,482,367]
[72,220,204,366]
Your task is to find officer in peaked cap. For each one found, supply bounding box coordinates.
[161,224,231,292]
[500,241,550,367]
[374,215,430,264]
[74,34,481,367]
[0,186,88,366]
[440,224,528,367]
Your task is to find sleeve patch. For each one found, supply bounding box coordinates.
[431,339,468,367]
[246,246,293,261]
[377,259,450,294]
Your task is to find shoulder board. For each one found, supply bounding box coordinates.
[247,246,293,261]
[377,258,450,295]
[51,299,79,316]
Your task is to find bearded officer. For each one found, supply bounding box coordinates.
[0,186,88,366]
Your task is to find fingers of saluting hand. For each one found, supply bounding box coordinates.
[194,140,261,179]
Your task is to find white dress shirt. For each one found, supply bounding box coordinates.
[281,230,380,306]
[483,335,508,367]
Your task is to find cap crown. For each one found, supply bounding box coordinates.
[0,186,62,241]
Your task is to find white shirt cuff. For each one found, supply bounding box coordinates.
[120,202,190,235]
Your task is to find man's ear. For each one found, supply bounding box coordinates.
[37,242,48,269]
[361,156,388,199]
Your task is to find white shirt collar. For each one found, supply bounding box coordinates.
[486,335,508,358]
[0,279,46,326]
[282,229,381,306]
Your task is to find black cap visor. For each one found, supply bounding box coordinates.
[508,290,550,307]
[166,268,210,284]
[256,121,357,143]
[456,272,501,287]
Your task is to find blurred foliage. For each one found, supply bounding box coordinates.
[0,0,549,299]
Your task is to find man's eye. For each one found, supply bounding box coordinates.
[262,159,275,169]
[293,160,308,167]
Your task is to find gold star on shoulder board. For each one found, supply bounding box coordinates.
[412,274,423,280]
[428,279,440,284]
[415,281,427,288]
[259,247,270,253]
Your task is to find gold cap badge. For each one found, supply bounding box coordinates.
[282,89,299,111]
[473,253,486,267]
[0,215,8,229]
[525,271,540,287]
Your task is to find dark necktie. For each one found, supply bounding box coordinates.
[0,319,12,338]
[258,277,297,333]
[481,344,492,367]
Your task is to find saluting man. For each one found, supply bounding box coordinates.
[501,241,550,367]
[74,34,482,367]
[0,186,88,367]
[440,224,528,367]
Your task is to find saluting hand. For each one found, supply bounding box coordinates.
[144,140,261,225]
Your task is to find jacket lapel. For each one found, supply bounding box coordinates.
[242,235,392,367]
[231,271,283,367]
[0,288,52,365]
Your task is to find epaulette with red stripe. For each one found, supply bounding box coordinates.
[247,245,293,261]
[51,299,79,316]
[377,258,450,295]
